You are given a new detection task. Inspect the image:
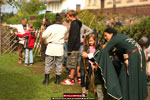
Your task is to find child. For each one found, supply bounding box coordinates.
[15,24,36,66]
[80,34,98,96]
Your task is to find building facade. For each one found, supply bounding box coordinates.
[84,0,150,9]
[105,0,150,8]
[46,0,85,13]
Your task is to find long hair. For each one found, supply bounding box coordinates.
[86,34,96,47]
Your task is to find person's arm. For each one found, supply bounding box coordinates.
[42,26,51,39]
[83,25,93,36]
[2,23,20,30]
[16,32,28,38]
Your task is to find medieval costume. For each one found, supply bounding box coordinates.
[94,33,148,100]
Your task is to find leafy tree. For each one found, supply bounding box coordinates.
[17,0,46,18]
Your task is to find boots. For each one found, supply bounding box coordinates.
[43,74,49,85]
[55,75,60,84]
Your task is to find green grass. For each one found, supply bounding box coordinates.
[0,54,95,100]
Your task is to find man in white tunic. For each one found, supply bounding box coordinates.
[2,19,28,64]
[42,14,67,85]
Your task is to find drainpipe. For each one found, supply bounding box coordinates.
[0,6,1,54]
[113,0,116,14]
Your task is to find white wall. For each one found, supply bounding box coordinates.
[61,0,85,11]
[47,0,85,13]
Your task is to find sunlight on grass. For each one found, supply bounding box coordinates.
[0,54,95,100]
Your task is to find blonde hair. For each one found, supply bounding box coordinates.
[86,34,96,47]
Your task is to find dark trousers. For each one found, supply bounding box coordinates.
[81,65,92,90]
[40,40,47,60]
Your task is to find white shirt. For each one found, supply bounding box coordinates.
[42,24,67,56]
[9,24,28,44]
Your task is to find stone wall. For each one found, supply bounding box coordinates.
[88,4,150,16]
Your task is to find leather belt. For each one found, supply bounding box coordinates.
[127,48,138,55]
[80,42,83,45]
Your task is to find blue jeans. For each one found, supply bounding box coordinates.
[25,49,33,64]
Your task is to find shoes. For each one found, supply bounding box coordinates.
[76,77,81,83]
[43,74,49,85]
[82,87,88,97]
[24,63,28,66]
[18,60,22,64]
[82,93,87,97]
[55,75,60,85]
[30,63,33,66]
[61,78,75,85]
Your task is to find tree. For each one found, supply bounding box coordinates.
[17,0,46,18]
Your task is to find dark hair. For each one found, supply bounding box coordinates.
[104,27,117,35]
[55,13,63,22]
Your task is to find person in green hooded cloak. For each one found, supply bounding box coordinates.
[82,27,148,100]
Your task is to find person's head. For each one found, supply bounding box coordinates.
[22,18,27,26]
[67,10,76,21]
[42,18,48,25]
[87,34,96,47]
[104,27,117,42]
[115,17,120,22]
[139,36,149,48]
[129,20,134,25]
[28,23,33,29]
[55,14,63,23]
[110,18,114,23]
[65,12,70,22]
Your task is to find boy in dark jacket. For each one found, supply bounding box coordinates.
[15,24,36,66]
[61,10,82,85]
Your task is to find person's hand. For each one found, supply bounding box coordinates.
[91,63,98,70]
[82,52,88,58]
[14,31,18,35]
[82,34,86,38]
[2,23,9,27]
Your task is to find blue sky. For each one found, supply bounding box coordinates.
[1,3,19,14]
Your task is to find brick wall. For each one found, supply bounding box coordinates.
[87,4,150,15]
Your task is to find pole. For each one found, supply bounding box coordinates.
[113,0,116,14]
[0,6,1,54]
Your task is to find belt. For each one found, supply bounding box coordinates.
[127,48,138,55]
[80,42,83,45]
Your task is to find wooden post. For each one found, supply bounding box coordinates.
[113,0,116,14]
[0,6,1,54]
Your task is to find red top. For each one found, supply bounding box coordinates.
[17,29,36,49]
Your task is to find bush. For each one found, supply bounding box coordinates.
[32,13,56,29]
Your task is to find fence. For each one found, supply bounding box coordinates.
[0,26,41,57]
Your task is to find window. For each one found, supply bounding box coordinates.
[107,0,112,4]
[140,0,148,1]
[126,0,133,3]
[88,0,91,5]
[116,0,121,4]
[76,4,81,10]
[93,0,96,6]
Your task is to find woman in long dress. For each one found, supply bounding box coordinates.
[82,27,148,100]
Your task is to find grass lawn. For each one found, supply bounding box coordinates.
[0,54,95,100]
[0,54,149,100]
